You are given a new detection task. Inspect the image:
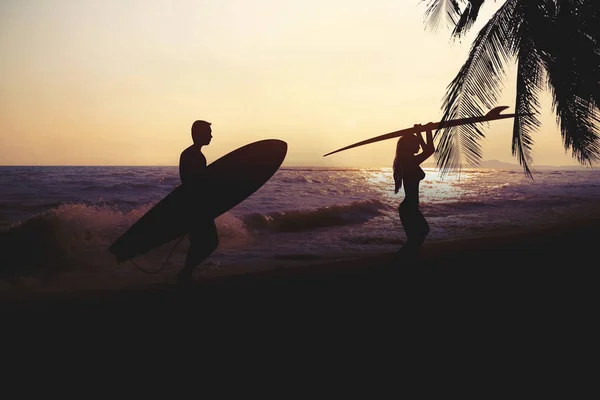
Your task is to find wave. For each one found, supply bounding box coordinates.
[341,235,404,245]
[0,203,249,279]
[0,204,149,278]
[0,201,66,212]
[440,201,500,210]
[279,176,320,184]
[240,199,387,232]
[0,198,390,280]
[280,167,363,172]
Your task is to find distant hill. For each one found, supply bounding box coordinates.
[422,159,594,170]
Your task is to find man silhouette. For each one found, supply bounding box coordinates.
[177,120,219,286]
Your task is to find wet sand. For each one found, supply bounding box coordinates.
[2,215,597,333]
[2,224,597,385]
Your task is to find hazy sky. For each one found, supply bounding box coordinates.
[0,0,593,167]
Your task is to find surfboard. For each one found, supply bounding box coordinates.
[108,139,288,262]
[323,106,521,157]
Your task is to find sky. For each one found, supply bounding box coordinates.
[0,0,594,167]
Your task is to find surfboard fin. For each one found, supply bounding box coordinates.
[486,106,510,118]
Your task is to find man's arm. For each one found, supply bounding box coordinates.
[179,152,188,184]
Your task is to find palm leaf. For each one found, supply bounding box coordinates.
[435,0,518,176]
[542,0,600,165]
[453,0,488,38]
[509,1,549,177]
[546,67,600,165]
[512,37,542,178]
[551,94,600,165]
[421,0,463,33]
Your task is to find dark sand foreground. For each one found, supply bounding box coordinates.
[2,216,598,380]
[2,216,598,328]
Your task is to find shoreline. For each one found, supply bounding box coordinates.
[2,214,598,317]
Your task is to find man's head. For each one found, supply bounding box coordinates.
[191,120,212,145]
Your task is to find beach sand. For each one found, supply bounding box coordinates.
[2,215,597,326]
[2,215,597,380]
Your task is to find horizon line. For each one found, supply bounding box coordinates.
[0,162,595,169]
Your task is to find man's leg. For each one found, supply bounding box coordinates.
[178,220,219,285]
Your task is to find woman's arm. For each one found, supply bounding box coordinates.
[393,141,402,193]
[393,161,402,194]
[414,123,435,165]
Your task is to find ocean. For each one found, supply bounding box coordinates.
[1,165,600,291]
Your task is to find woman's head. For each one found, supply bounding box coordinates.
[395,134,421,157]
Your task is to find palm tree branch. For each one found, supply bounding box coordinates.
[549,92,600,165]
[434,0,518,176]
[512,37,544,178]
[541,1,600,165]
[421,0,463,33]
[453,0,488,38]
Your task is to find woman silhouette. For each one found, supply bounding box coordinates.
[393,124,435,259]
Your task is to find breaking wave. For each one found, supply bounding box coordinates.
[240,199,387,232]
[0,203,249,279]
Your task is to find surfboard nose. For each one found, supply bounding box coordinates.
[235,139,287,168]
[257,139,287,157]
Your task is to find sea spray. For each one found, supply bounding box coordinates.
[0,204,251,279]
[1,203,151,277]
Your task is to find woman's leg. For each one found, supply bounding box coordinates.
[398,202,429,258]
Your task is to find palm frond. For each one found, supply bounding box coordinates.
[567,1,600,109]
[545,59,600,165]
[512,37,543,178]
[551,95,600,165]
[542,0,600,165]
[421,0,463,33]
[434,0,518,177]
[505,0,551,178]
[453,0,488,38]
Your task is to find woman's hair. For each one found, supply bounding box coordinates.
[393,134,421,194]
[396,134,420,155]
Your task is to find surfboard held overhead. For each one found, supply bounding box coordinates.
[323,106,521,157]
